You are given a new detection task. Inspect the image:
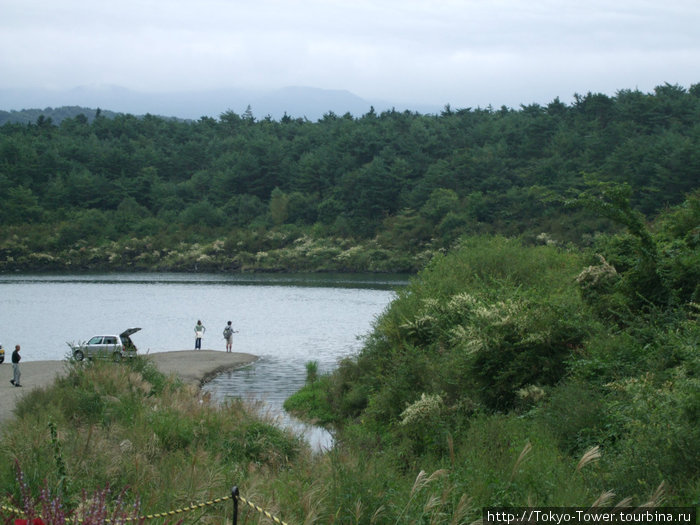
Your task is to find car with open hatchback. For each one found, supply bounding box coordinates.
[70,328,141,361]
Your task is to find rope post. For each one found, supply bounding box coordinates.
[231,486,239,525]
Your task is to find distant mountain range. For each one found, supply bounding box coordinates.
[0,85,444,124]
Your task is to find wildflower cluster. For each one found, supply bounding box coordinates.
[400,393,443,426]
[575,254,619,290]
[9,463,140,525]
[516,385,546,404]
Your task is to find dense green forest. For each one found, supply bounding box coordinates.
[1,83,699,272]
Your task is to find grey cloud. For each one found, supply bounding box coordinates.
[1,0,698,109]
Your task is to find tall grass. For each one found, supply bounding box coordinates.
[0,356,644,525]
[0,358,303,524]
[3,230,698,522]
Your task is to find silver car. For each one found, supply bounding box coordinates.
[71,328,141,361]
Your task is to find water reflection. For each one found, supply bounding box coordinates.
[0,272,406,290]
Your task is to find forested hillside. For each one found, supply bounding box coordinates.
[1,83,699,272]
[0,107,122,126]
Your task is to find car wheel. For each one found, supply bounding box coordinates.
[112,351,122,362]
[74,349,84,361]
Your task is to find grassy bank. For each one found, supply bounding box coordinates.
[0,358,307,524]
[284,192,700,512]
[0,230,432,274]
[0,358,560,524]
[2,192,698,523]
[0,359,634,525]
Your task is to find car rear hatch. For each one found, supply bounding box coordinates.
[120,328,141,354]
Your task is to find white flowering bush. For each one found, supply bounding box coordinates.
[576,254,618,290]
[390,274,585,411]
[516,385,546,405]
[400,393,444,426]
[575,254,627,320]
[210,239,225,253]
[331,237,589,439]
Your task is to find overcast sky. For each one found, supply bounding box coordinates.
[1,0,699,109]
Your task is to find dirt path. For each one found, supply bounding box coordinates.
[0,350,257,424]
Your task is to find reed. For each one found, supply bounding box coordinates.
[576,445,601,472]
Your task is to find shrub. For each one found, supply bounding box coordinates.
[283,375,335,426]
[537,380,609,454]
[149,408,196,450]
[324,236,592,439]
[241,421,300,467]
[603,364,700,503]
[466,292,589,410]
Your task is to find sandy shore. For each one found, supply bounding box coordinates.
[0,350,257,424]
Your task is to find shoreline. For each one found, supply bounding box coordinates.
[0,350,258,424]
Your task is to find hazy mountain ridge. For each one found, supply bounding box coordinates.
[0,85,443,124]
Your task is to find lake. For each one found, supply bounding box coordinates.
[0,272,405,448]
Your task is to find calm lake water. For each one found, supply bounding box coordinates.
[0,272,405,449]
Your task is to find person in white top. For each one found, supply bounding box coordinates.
[194,320,206,350]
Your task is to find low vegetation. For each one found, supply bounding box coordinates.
[0,358,305,524]
[286,189,700,513]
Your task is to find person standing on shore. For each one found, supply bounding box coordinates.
[10,344,21,387]
[223,321,237,352]
[194,320,206,350]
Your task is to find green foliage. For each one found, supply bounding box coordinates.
[537,380,609,454]
[467,292,588,410]
[1,359,302,516]
[3,213,700,518]
[2,84,699,272]
[149,408,196,450]
[574,187,700,314]
[282,377,336,426]
[655,189,700,303]
[601,336,700,503]
[304,360,319,384]
[0,186,43,224]
[420,188,459,224]
[307,206,700,506]
[569,179,657,258]
[2,84,700,515]
[283,361,339,425]
[240,421,300,466]
[324,236,589,431]
[269,187,290,225]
